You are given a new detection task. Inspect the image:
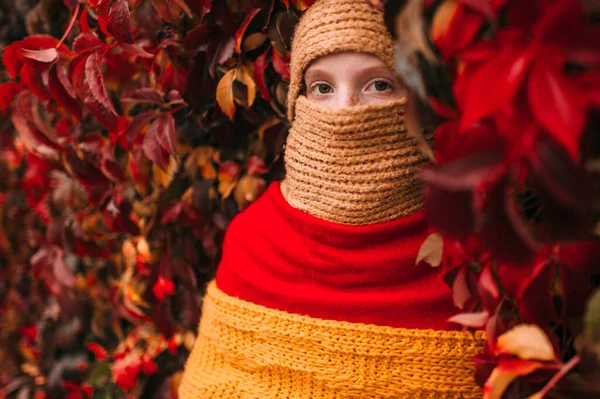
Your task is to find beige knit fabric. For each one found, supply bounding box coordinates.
[283,96,427,224]
[286,0,396,122]
[282,0,427,224]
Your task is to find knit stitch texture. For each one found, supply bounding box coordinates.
[177,281,486,399]
[286,0,396,122]
[283,96,427,224]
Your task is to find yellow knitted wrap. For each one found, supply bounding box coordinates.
[178,282,486,399]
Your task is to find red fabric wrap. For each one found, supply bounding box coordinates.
[216,182,459,330]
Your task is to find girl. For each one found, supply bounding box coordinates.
[178,1,484,397]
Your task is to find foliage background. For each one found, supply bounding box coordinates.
[0,0,310,397]
[2,0,599,398]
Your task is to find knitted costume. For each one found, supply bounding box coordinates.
[178,0,485,397]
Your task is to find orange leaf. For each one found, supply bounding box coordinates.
[216,69,236,119]
[235,65,257,108]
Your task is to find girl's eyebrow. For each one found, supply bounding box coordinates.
[304,68,330,82]
[355,66,396,78]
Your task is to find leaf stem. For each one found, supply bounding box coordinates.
[535,355,580,398]
[56,3,81,49]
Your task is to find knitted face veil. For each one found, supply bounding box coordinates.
[282,0,429,225]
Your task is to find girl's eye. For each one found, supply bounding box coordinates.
[368,80,392,92]
[311,83,333,95]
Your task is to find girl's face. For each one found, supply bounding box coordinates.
[303,52,406,108]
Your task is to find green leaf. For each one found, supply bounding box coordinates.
[585,289,600,340]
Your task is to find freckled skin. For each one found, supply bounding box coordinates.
[303,52,407,108]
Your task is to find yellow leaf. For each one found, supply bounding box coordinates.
[216,69,236,119]
[496,324,556,361]
[153,155,178,188]
[235,65,257,108]
[243,32,267,52]
[137,237,151,261]
[234,174,266,210]
[416,233,443,267]
[122,240,137,269]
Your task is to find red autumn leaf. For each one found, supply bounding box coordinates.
[528,58,587,161]
[0,82,24,113]
[100,156,126,182]
[253,48,272,102]
[63,149,110,192]
[199,0,212,17]
[122,88,165,104]
[107,0,134,43]
[3,43,22,79]
[431,2,484,61]
[161,202,183,224]
[2,35,60,79]
[73,238,112,259]
[142,120,167,167]
[11,105,60,159]
[85,342,108,360]
[152,276,175,301]
[515,259,558,325]
[20,64,52,101]
[72,33,105,54]
[126,111,154,150]
[79,6,91,33]
[80,384,93,398]
[53,249,77,287]
[272,48,290,79]
[141,354,158,375]
[234,8,262,54]
[246,155,268,175]
[424,185,475,239]
[422,150,504,191]
[218,160,241,181]
[477,177,539,264]
[48,65,82,119]
[107,0,153,58]
[20,48,58,63]
[20,325,38,341]
[55,61,77,99]
[168,336,178,355]
[152,112,177,155]
[85,52,117,115]
[460,46,531,130]
[112,355,142,391]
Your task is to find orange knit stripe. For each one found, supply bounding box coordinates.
[178,281,486,399]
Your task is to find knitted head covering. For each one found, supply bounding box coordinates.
[286,0,396,122]
[282,0,428,225]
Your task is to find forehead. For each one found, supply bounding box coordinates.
[304,52,393,78]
